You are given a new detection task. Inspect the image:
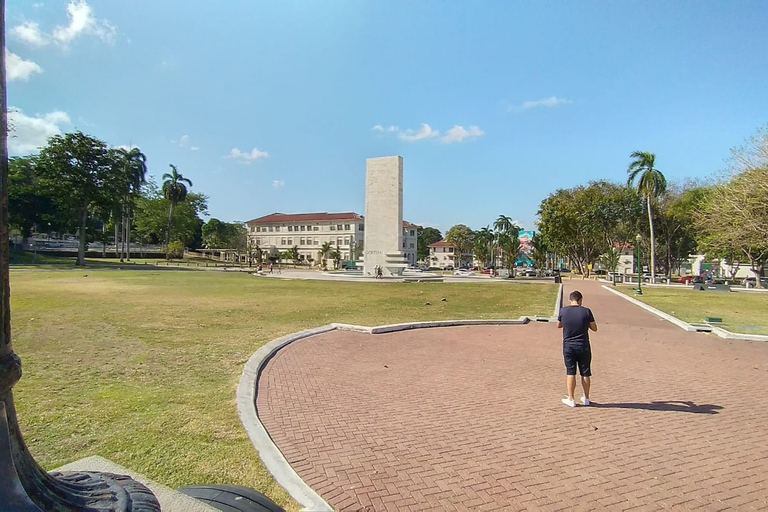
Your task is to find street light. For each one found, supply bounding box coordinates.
[635,234,643,296]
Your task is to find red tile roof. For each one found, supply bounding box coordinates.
[247,212,363,224]
[247,212,421,229]
[428,240,455,248]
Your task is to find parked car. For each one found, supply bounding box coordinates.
[522,269,537,277]
[679,275,705,284]
[453,269,475,276]
[444,265,454,271]
[559,268,571,273]
[642,274,669,283]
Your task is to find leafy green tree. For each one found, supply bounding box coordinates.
[627,151,667,282]
[599,247,621,285]
[36,132,121,265]
[530,234,548,272]
[655,183,706,277]
[445,224,474,267]
[162,164,193,247]
[116,147,148,261]
[134,180,208,248]
[202,218,230,249]
[330,248,342,269]
[319,241,333,270]
[417,227,442,261]
[493,215,521,274]
[288,245,300,265]
[166,240,185,259]
[697,168,768,287]
[8,156,60,239]
[474,226,495,268]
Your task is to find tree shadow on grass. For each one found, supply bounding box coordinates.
[591,400,723,414]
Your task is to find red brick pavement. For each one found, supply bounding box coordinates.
[257,281,768,510]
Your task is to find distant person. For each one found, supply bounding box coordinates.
[377,266,383,279]
[268,263,273,274]
[557,290,597,407]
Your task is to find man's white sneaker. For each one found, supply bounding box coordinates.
[561,397,576,408]
[581,396,590,406]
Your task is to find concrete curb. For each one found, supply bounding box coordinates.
[238,316,557,511]
[237,327,337,512]
[601,285,768,341]
[553,283,563,320]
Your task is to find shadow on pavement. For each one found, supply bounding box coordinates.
[591,400,723,414]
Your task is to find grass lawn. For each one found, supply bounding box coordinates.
[616,286,768,335]
[9,270,556,510]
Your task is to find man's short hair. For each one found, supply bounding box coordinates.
[569,290,583,302]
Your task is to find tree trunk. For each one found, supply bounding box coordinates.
[101,223,106,258]
[114,220,119,258]
[119,213,125,262]
[166,203,175,249]
[125,214,132,261]
[77,208,87,266]
[647,197,656,282]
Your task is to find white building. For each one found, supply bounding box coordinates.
[427,240,475,268]
[245,212,419,267]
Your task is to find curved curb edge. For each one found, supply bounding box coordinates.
[237,316,558,511]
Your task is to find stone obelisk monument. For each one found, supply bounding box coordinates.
[363,156,407,277]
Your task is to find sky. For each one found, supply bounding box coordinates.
[6,1,768,234]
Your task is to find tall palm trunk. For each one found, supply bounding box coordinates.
[114,220,120,258]
[125,212,132,261]
[166,202,176,247]
[646,196,656,282]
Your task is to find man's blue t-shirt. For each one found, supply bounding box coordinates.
[558,305,595,346]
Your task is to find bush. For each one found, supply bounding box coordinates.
[166,241,185,259]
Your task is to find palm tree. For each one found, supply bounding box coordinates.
[117,147,147,261]
[493,215,521,275]
[162,164,193,248]
[627,151,667,283]
[320,241,333,269]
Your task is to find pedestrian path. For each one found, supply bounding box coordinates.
[256,280,768,510]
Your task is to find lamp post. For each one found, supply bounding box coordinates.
[0,4,159,509]
[635,234,643,296]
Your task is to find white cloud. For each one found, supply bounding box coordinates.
[10,21,49,46]
[6,50,43,81]
[226,147,269,164]
[272,180,285,189]
[372,124,399,133]
[52,0,116,46]
[8,108,71,155]
[520,96,572,110]
[441,125,484,144]
[11,1,116,49]
[174,134,200,151]
[398,123,439,142]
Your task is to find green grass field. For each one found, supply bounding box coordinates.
[617,286,768,335]
[9,269,556,510]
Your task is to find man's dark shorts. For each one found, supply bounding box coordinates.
[563,344,592,377]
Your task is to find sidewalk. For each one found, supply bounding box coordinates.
[256,281,768,510]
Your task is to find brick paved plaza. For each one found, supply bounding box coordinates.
[257,282,768,510]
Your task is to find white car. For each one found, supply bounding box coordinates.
[453,269,475,276]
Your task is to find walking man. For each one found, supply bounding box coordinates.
[557,290,597,407]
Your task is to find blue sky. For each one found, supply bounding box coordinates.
[7,1,768,234]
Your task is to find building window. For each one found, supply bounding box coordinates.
[330,225,335,231]
[281,238,286,245]
[300,238,305,245]
[288,226,293,232]
[344,237,349,245]
[314,238,319,245]
[337,224,343,230]
[337,238,342,246]
[359,224,364,230]
[410,230,415,236]
[288,238,293,245]
[268,226,274,232]
[403,242,406,248]
[409,243,415,249]
[344,224,350,230]
[313,226,319,231]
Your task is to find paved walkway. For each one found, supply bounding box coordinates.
[257,281,768,510]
